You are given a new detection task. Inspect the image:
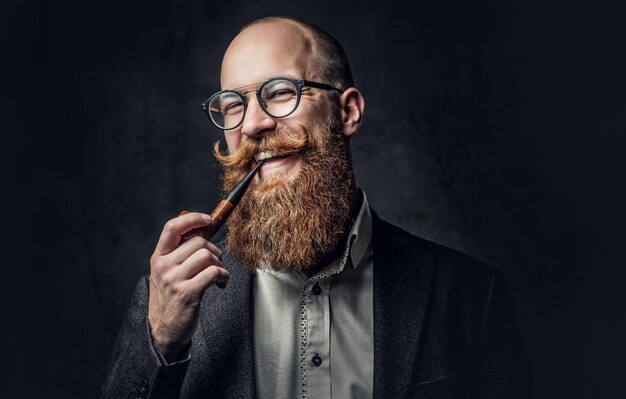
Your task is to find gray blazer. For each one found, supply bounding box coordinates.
[102,211,533,398]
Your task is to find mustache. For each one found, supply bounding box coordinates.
[213,127,310,170]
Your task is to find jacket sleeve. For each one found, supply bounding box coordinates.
[478,268,534,398]
[101,275,191,399]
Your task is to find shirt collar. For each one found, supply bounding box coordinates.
[346,190,372,270]
[299,190,372,280]
[329,189,372,272]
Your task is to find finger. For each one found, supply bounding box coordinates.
[167,235,223,265]
[154,213,213,256]
[188,265,230,293]
[173,247,224,281]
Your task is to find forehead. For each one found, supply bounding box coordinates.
[220,20,316,90]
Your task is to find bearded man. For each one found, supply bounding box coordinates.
[102,16,532,399]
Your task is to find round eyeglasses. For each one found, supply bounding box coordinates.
[200,77,343,130]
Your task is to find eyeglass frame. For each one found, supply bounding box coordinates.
[200,77,344,130]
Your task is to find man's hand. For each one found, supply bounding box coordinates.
[147,212,229,362]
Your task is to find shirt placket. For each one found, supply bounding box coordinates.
[299,270,336,399]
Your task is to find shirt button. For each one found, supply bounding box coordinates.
[312,283,321,295]
[312,354,322,367]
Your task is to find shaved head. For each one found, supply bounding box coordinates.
[222,16,354,90]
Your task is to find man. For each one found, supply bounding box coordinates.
[102,16,532,398]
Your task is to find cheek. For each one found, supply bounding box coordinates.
[224,131,242,153]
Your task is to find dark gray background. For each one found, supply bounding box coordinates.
[2,0,625,397]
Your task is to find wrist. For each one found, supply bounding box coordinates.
[149,321,188,363]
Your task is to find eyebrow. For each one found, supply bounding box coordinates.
[227,80,266,92]
[225,74,300,92]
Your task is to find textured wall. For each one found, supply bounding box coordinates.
[3,0,625,397]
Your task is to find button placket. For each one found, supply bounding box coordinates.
[298,279,311,399]
[303,273,335,398]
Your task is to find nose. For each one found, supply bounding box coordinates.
[240,95,277,139]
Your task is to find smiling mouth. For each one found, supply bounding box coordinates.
[254,150,300,164]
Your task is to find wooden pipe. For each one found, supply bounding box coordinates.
[179,159,265,242]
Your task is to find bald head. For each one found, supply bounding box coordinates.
[221,17,353,90]
[217,16,364,158]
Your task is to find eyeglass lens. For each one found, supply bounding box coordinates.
[208,78,299,129]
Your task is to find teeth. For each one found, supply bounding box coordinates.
[255,151,278,162]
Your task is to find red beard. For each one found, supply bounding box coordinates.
[214,118,356,272]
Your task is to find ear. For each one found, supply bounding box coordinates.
[339,87,365,137]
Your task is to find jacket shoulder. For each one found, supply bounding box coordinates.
[372,210,496,282]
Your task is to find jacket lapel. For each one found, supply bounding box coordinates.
[198,251,256,398]
[372,212,436,399]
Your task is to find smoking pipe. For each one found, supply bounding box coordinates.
[179,159,265,242]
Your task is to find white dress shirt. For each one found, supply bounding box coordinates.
[253,192,374,399]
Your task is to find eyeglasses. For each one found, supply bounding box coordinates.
[201,77,343,130]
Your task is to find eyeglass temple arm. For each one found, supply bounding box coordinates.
[302,80,344,93]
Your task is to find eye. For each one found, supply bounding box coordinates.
[223,101,244,115]
[262,80,298,102]
[269,89,295,99]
